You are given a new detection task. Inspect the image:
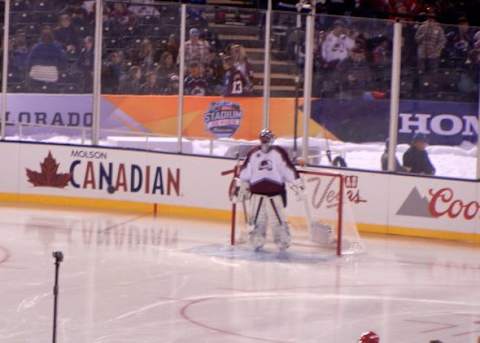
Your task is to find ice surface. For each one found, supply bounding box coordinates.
[1,205,480,343]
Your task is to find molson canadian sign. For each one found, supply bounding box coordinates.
[24,148,181,197]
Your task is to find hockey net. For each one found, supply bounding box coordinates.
[229,169,365,256]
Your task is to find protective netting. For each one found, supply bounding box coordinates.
[232,170,365,256]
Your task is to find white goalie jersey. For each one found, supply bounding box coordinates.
[239,146,299,196]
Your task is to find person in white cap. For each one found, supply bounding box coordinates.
[184,27,210,66]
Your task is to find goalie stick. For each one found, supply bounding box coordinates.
[223,154,251,245]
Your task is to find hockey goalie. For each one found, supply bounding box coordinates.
[234,129,304,252]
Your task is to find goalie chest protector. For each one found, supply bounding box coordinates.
[239,146,299,196]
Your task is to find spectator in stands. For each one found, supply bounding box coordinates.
[222,55,251,96]
[184,28,210,66]
[321,19,355,64]
[352,30,367,51]
[443,17,478,97]
[129,0,160,17]
[81,0,95,14]
[229,44,254,85]
[372,38,390,65]
[403,133,436,175]
[26,26,67,86]
[140,70,162,94]
[135,38,155,71]
[313,29,326,65]
[119,65,142,94]
[340,46,372,96]
[77,36,94,92]
[184,61,209,95]
[163,74,179,95]
[468,34,480,64]
[287,28,306,66]
[54,14,80,55]
[414,7,446,74]
[158,51,177,80]
[444,16,474,64]
[102,51,125,93]
[70,3,91,31]
[474,31,480,48]
[110,2,132,26]
[187,6,208,28]
[387,0,423,19]
[104,2,133,39]
[204,51,224,94]
[202,28,222,52]
[10,29,29,75]
[166,34,179,62]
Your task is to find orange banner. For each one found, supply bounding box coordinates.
[104,95,334,140]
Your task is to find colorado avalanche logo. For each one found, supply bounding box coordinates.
[259,159,273,171]
[204,101,243,138]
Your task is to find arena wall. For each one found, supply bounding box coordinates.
[0,141,479,243]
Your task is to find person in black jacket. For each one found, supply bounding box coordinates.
[403,134,436,175]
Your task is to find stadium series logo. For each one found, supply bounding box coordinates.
[204,101,243,138]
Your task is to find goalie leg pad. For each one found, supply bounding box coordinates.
[249,195,267,250]
[273,224,291,251]
[269,196,291,251]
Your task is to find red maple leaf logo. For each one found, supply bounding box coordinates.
[26,151,71,188]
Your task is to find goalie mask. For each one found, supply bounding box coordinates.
[259,129,275,153]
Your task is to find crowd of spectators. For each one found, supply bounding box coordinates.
[7,0,257,96]
[296,5,480,101]
[4,0,480,102]
[274,0,480,27]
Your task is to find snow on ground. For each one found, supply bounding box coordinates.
[5,135,478,179]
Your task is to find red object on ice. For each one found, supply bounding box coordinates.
[358,331,380,343]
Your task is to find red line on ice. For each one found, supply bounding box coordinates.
[404,319,458,333]
[179,297,290,343]
[452,330,480,337]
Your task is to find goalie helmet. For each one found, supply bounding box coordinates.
[358,331,379,343]
[259,129,274,144]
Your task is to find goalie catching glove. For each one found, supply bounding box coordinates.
[290,178,306,201]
